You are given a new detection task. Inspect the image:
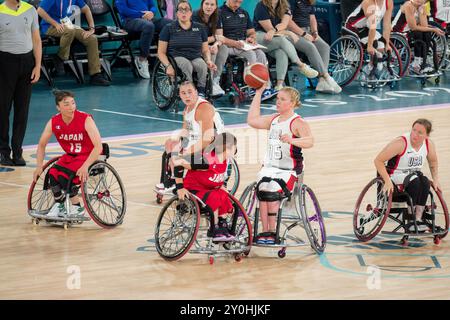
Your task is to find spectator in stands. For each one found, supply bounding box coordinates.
[158,0,217,98]
[116,0,171,79]
[288,0,342,93]
[37,0,110,85]
[341,0,362,21]
[254,0,319,91]
[192,0,225,96]
[214,0,276,100]
[157,0,178,20]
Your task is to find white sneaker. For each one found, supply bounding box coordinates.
[326,76,342,93]
[299,63,319,78]
[134,57,150,79]
[211,82,225,96]
[69,205,85,216]
[47,202,66,217]
[155,183,175,195]
[274,84,284,91]
[315,77,334,93]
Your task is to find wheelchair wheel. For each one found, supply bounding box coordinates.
[423,185,449,240]
[151,56,179,111]
[81,161,127,228]
[224,158,240,196]
[329,35,364,87]
[27,157,60,214]
[222,194,253,254]
[297,184,326,254]
[238,182,257,221]
[154,194,201,261]
[429,22,448,70]
[391,33,411,77]
[353,177,393,242]
[385,43,403,80]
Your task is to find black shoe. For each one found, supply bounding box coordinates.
[53,55,66,76]
[12,155,26,166]
[0,153,14,166]
[90,73,111,86]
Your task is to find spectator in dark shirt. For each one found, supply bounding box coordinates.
[192,0,225,96]
[254,0,318,91]
[158,0,216,97]
[116,0,171,79]
[214,0,278,100]
[288,0,342,93]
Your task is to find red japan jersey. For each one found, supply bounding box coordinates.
[184,152,229,191]
[52,110,94,156]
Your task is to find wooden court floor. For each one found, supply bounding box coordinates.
[0,107,449,299]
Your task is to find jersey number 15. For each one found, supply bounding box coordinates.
[70,143,82,153]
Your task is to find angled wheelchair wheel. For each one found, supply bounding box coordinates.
[384,43,403,81]
[151,56,179,111]
[238,182,257,221]
[224,158,240,196]
[297,184,326,254]
[329,35,363,87]
[423,185,449,241]
[390,33,411,77]
[429,22,448,70]
[155,195,201,261]
[222,194,253,254]
[81,161,127,228]
[27,156,60,214]
[353,177,393,242]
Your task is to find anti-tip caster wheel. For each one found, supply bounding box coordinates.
[32,218,39,225]
[209,256,214,265]
[434,236,441,245]
[64,223,68,230]
[400,236,409,246]
[435,77,440,84]
[156,194,163,204]
[277,248,286,258]
[234,254,243,262]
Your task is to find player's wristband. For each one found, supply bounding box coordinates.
[174,166,184,178]
[176,183,184,190]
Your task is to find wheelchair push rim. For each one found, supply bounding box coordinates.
[155,194,201,261]
[27,156,61,214]
[353,177,393,242]
[151,56,179,111]
[329,35,364,87]
[426,185,449,240]
[298,184,326,254]
[391,33,411,77]
[81,160,127,228]
[224,158,240,196]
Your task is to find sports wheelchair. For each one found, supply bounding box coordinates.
[390,25,447,85]
[28,143,127,229]
[151,55,214,111]
[154,192,252,264]
[239,176,326,258]
[329,27,403,89]
[353,176,449,246]
[155,156,240,204]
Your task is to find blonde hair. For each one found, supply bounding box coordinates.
[279,86,301,108]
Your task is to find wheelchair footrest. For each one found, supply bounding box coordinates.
[29,210,91,222]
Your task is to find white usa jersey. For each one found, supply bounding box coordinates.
[263,113,304,174]
[386,132,428,185]
[184,98,225,149]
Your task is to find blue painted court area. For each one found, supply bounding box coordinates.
[23,70,450,146]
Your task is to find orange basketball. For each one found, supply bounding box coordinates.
[244,63,269,89]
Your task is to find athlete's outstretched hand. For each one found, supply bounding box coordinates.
[76,165,89,182]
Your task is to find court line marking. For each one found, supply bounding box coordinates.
[23,102,450,150]
[0,181,163,210]
[92,109,184,124]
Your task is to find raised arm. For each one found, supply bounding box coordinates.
[247,85,275,130]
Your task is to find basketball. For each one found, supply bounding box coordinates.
[244,63,269,89]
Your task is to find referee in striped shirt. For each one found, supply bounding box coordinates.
[0,0,42,166]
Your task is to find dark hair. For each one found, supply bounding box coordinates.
[177,0,192,11]
[198,0,219,36]
[179,80,197,89]
[211,132,237,154]
[53,90,75,105]
[412,118,433,135]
